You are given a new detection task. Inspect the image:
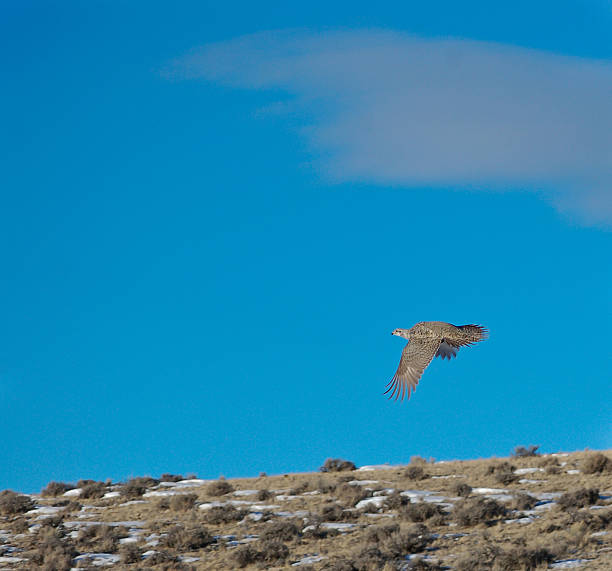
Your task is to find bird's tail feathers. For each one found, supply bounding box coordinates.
[458,324,488,342]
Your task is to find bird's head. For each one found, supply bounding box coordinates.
[391,328,410,340]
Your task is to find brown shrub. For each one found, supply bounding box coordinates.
[558,488,600,510]
[452,482,473,498]
[453,496,507,526]
[230,544,259,568]
[383,490,409,510]
[121,476,158,498]
[120,543,143,563]
[259,539,290,563]
[405,465,429,481]
[582,452,612,474]
[455,541,558,571]
[79,481,108,499]
[60,502,80,517]
[143,550,184,566]
[206,479,234,496]
[379,523,432,557]
[162,524,214,550]
[321,558,357,571]
[259,520,300,542]
[510,492,538,511]
[319,503,352,522]
[486,461,518,485]
[512,445,540,458]
[41,481,73,497]
[8,516,28,533]
[229,540,289,567]
[0,490,34,514]
[257,488,272,501]
[28,527,76,571]
[400,501,446,523]
[320,458,357,472]
[77,524,127,553]
[289,481,309,495]
[536,455,559,468]
[169,492,197,511]
[571,508,612,531]
[317,477,337,494]
[303,523,340,539]
[160,473,184,482]
[202,504,246,524]
[345,545,385,571]
[364,522,400,543]
[335,483,369,507]
[406,558,444,570]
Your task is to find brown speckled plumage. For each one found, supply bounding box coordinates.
[385,321,488,401]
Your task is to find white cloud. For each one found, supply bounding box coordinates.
[170,30,612,226]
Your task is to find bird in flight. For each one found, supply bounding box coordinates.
[385,321,487,401]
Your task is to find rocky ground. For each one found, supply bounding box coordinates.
[0,449,610,570]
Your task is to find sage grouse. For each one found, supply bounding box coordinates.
[385,321,487,401]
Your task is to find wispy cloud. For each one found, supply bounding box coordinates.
[170,30,612,226]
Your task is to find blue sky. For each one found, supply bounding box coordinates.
[1,1,611,493]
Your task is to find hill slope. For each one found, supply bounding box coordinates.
[1,450,611,570]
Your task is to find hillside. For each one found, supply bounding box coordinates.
[0,449,610,570]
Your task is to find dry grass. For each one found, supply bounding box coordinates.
[1,449,611,570]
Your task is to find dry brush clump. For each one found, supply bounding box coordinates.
[318,503,355,522]
[582,452,612,474]
[121,476,158,498]
[453,496,507,526]
[454,541,558,571]
[27,526,77,571]
[512,445,540,458]
[259,519,301,542]
[0,490,34,515]
[160,472,184,482]
[405,465,429,481]
[229,540,290,568]
[76,480,108,499]
[119,543,143,564]
[170,492,198,510]
[451,482,473,497]
[510,492,538,511]
[162,524,215,550]
[76,523,128,553]
[335,483,370,507]
[41,481,74,497]
[202,504,247,524]
[486,461,518,485]
[206,478,234,496]
[400,501,446,524]
[320,458,357,472]
[557,487,600,510]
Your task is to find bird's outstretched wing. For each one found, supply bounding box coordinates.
[384,338,441,401]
